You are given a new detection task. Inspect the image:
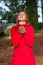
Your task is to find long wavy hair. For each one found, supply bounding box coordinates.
[16,11,30,28]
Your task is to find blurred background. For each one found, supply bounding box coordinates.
[0,0,43,65]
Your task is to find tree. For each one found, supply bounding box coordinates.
[26,0,39,30]
[42,0,43,21]
[1,0,39,30]
[2,0,27,23]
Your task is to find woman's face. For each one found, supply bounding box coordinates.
[18,12,26,25]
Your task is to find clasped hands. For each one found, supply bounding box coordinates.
[18,26,26,35]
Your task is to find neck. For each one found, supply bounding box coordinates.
[18,24,26,27]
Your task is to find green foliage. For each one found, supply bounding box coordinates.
[2,0,40,30]
[2,0,27,23]
[0,29,10,37]
[38,23,43,29]
[35,29,39,33]
[7,40,12,46]
[0,32,6,37]
[6,29,10,36]
[2,11,15,23]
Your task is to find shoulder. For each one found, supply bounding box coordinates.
[27,25,34,32]
[10,26,16,32]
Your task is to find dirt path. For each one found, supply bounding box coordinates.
[0,29,43,65]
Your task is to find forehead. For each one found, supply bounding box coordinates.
[19,12,25,16]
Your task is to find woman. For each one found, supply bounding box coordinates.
[10,11,36,65]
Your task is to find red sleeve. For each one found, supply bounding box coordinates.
[10,26,22,47]
[24,25,34,47]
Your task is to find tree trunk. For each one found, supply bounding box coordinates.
[26,0,39,30]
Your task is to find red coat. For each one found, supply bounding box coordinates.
[10,25,36,65]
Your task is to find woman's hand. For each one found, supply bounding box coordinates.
[19,26,26,34]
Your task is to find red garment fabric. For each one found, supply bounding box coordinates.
[10,25,36,65]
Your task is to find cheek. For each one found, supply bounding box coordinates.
[18,16,23,20]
